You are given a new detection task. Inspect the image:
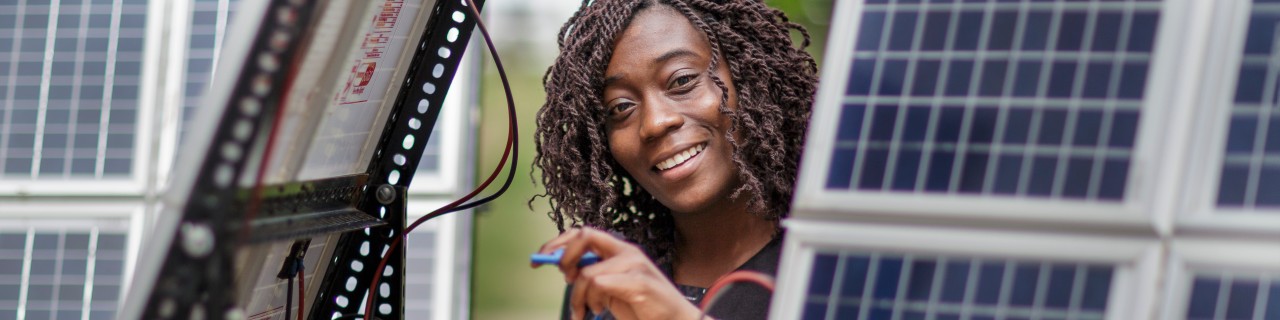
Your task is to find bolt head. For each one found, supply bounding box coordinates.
[181,222,215,258]
[376,184,396,204]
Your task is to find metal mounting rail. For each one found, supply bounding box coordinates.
[309,0,484,319]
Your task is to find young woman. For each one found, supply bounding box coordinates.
[532,0,818,319]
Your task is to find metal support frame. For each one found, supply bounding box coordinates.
[246,174,382,243]
[310,185,408,319]
[310,0,484,319]
[129,0,322,318]
[124,0,482,318]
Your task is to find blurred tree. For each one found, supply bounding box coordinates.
[768,0,833,62]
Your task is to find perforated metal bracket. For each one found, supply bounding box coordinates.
[310,185,408,319]
[245,174,385,243]
[309,0,485,319]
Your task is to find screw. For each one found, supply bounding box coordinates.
[189,303,207,320]
[376,184,396,205]
[225,308,245,320]
[181,222,215,258]
[158,297,176,318]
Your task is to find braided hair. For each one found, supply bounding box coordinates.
[533,0,818,265]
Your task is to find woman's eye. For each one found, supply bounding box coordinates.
[611,102,634,115]
[672,74,696,88]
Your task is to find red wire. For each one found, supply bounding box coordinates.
[364,1,516,318]
[241,47,304,244]
[698,271,776,311]
[298,266,306,320]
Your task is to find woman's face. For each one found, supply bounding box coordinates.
[602,6,742,215]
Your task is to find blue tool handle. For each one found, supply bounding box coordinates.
[531,248,601,267]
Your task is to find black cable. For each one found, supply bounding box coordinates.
[358,1,518,319]
[285,275,294,320]
[441,0,518,215]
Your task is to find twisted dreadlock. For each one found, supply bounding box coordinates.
[533,0,818,265]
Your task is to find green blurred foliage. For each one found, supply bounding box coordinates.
[470,1,832,319]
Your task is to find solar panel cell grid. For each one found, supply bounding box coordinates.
[178,0,238,143]
[802,252,1113,320]
[1217,0,1280,209]
[0,0,144,179]
[826,0,1160,202]
[405,231,435,317]
[0,229,127,320]
[1185,273,1280,320]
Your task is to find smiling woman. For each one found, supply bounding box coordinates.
[531,0,818,319]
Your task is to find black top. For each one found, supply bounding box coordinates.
[561,236,783,320]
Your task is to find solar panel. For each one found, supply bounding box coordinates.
[1,0,147,178]
[825,0,1159,201]
[0,227,128,320]
[1184,272,1280,320]
[801,251,1113,320]
[1217,0,1280,208]
[179,0,240,142]
[782,0,1280,319]
[120,0,483,317]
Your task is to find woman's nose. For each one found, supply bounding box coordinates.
[638,98,685,142]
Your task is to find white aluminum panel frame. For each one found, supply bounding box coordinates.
[0,201,146,314]
[0,0,168,196]
[770,220,1163,320]
[403,198,473,320]
[1159,238,1280,320]
[154,0,240,191]
[1178,0,1280,233]
[793,0,1193,230]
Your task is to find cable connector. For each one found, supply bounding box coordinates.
[277,239,310,279]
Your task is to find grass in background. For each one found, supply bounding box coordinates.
[469,45,563,319]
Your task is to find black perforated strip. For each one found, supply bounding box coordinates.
[309,0,484,319]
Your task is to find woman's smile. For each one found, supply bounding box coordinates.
[654,142,705,171]
[653,142,707,179]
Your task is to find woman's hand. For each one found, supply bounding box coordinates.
[535,227,703,320]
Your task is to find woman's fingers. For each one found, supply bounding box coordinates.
[605,297,638,320]
[536,226,684,319]
[582,271,695,320]
[583,273,645,319]
[536,227,582,253]
[534,228,590,281]
[534,227,641,281]
[570,255,636,320]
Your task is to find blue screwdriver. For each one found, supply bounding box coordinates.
[531,248,601,267]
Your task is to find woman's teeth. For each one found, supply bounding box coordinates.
[656,144,706,171]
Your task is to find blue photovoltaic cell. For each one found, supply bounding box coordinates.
[1,0,147,178]
[802,251,1113,320]
[179,0,240,142]
[0,230,128,320]
[826,0,1161,201]
[1217,0,1280,208]
[1185,273,1280,320]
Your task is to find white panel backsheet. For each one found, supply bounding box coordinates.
[296,0,430,181]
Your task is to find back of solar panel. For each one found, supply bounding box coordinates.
[119,0,479,319]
